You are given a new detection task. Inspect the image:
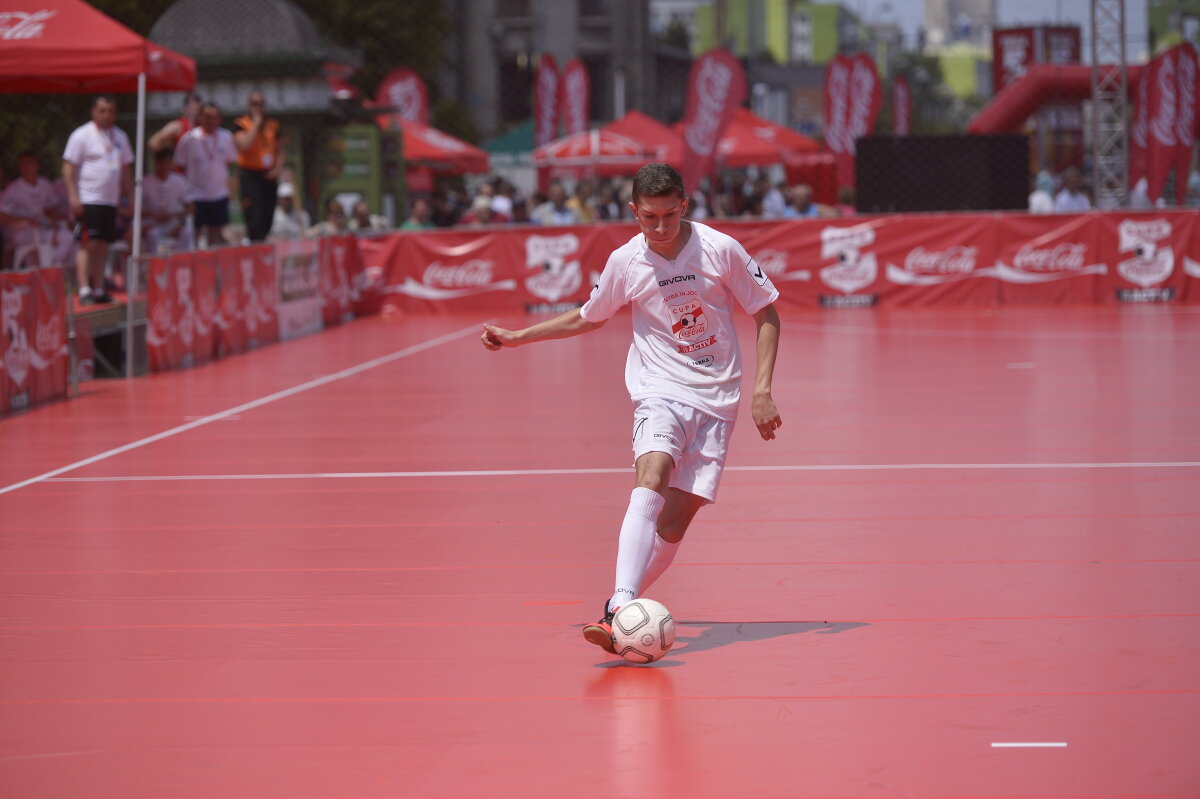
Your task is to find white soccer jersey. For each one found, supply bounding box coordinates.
[0,177,58,222]
[580,221,779,421]
[62,122,133,206]
[174,127,236,202]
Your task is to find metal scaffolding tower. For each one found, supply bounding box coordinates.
[1090,0,1128,208]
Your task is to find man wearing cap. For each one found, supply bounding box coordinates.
[269,182,311,240]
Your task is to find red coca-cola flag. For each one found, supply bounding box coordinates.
[1130,62,1151,188]
[376,67,428,124]
[214,248,246,359]
[679,49,747,195]
[826,53,881,189]
[1146,48,1178,202]
[1174,44,1198,206]
[824,54,853,181]
[534,54,560,147]
[892,75,911,135]
[29,268,67,405]
[560,58,590,136]
[992,27,1036,93]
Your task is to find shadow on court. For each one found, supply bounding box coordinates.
[594,620,868,668]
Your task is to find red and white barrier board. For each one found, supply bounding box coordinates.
[368,211,1200,313]
[1,268,69,413]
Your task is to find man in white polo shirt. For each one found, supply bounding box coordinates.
[62,95,133,305]
[141,149,192,254]
[174,102,237,248]
[481,162,784,656]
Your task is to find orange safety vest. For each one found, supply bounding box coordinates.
[235,116,279,171]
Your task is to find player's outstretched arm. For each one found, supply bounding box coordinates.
[481,308,606,351]
[751,303,782,441]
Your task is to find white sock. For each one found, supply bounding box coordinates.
[639,532,681,596]
[609,486,665,611]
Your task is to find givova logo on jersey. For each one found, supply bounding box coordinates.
[525,233,582,302]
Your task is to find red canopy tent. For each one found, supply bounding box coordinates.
[0,1,195,93]
[376,114,489,175]
[601,110,685,168]
[532,128,653,178]
[0,0,197,376]
[714,108,821,167]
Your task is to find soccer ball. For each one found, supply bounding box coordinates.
[612,598,675,663]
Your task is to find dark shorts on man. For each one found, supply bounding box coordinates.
[74,204,118,243]
[193,198,230,229]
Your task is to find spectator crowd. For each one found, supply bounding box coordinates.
[6,90,1200,308]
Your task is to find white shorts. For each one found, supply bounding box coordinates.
[631,397,733,503]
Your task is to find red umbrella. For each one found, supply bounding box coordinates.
[533,128,653,177]
[376,114,489,174]
[601,110,685,168]
[714,108,821,167]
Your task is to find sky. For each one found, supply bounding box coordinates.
[873,0,1152,60]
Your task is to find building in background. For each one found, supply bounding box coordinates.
[1148,0,1200,52]
[922,0,994,49]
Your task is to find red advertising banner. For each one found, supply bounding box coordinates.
[534,54,560,147]
[993,27,1036,93]
[892,75,911,135]
[560,58,590,137]
[375,67,428,124]
[993,213,1105,305]
[215,248,246,358]
[1131,64,1151,188]
[1146,49,1177,202]
[1174,44,1198,206]
[276,238,322,341]
[191,250,217,367]
[824,53,880,188]
[1097,213,1195,303]
[248,245,279,349]
[679,49,746,195]
[152,251,201,370]
[319,235,357,326]
[1,268,67,413]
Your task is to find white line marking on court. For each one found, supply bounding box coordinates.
[38,461,1200,483]
[0,323,483,497]
[991,742,1068,748]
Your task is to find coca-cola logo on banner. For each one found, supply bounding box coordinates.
[560,59,590,137]
[535,54,560,147]
[887,245,979,285]
[823,55,852,155]
[1146,49,1178,201]
[392,258,515,301]
[754,249,810,283]
[376,67,428,124]
[679,49,746,194]
[0,10,55,40]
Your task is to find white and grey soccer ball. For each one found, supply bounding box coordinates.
[612,598,675,663]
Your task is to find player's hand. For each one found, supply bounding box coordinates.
[752,393,782,441]
[481,323,518,351]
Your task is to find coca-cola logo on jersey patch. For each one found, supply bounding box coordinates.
[669,298,708,340]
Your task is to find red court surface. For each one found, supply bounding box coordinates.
[1,306,1198,798]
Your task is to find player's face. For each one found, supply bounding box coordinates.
[630,193,688,252]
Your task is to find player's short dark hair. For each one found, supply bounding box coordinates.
[632,162,685,203]
[92,94,116,108]
[16,150,37,162]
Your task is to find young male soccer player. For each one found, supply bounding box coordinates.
[481,162,783,653]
